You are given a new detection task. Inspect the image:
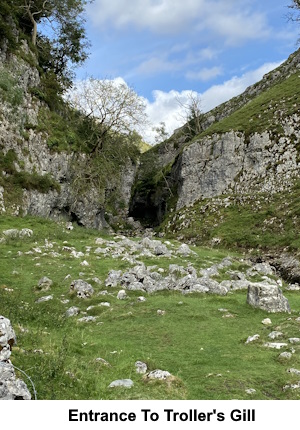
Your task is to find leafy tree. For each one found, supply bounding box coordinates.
[153,121,169,144]
[19,1,91,90]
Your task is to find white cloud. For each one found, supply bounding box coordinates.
[200,61,282,111]
[87,0,270,44]
[142,61,283,144]
[186,66,223,81]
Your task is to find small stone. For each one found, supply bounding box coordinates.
[268,331,283,339]
[245,334,260,344]
[262,318,272,325]
[37,276,53,291]
[135,361,147,374]
[289,338,300,344]
[264,342,288,349]
[95,358,111,366]
[65,306,80,317]
[137,296,146,302]
[99,302,110,307]
[35,295,53,303]
[279,352,292,359]
[70,279,94,298]
[157,309,166,315]
[245,388,256,394]
[108,379,133,388]
[117,289,128,300]
[287,368,300,375]
[77,316,97,323]
[146,369,172,380]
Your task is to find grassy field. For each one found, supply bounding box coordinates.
[1,215,300,400]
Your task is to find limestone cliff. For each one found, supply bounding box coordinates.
[0,41,137,230]
[130,49,300,244]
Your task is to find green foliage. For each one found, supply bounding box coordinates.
[0,68,24,106]
[0,148,60,197]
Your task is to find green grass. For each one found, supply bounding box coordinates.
[192,72,300,141]
[1,214,300,400]
[161,179,300,253]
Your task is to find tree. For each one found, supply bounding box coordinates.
[288,1,300,34]
[153,121,169,144]
[17,0,92,93]
[177,92,204,139]
[67,78,148,153]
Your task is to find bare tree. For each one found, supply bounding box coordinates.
[67,78,148,153]
[176,92,203,139]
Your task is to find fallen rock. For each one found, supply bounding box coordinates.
[135,361,147,374]
[117,290,128,300]
[146,370,172,380]
[264,342,288,349]
[70,279,94,298]
[37,277,53,291]
[279,352,292,359]
[247,283,291,313]
[245,334,260,344]
[65,306,80,317]
[35,295,53,303]
[268,331,283,339]
[108,379,134,388]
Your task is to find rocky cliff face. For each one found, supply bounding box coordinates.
[0,42,137,229]
[130,49,300,231]
[177,115,300,209]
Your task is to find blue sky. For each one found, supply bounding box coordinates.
[75,0,299,143]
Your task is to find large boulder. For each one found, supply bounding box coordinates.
[246,283,291,313]
[0,316,31,400]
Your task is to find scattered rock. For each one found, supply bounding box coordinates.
[157,310,166,315]
[245,388,256,394]
[283,381,300,391]
[65,306,80,317]
[37,276,53,291]
[135,361,147,374]
[262,318,272,325]
[279,352,292,359]
[264,342,288,349]
[95,358,111,366]
[245,334,260,344]
[146,369,172,380]
[287,368,300,375]
[108,379,134,388]
[77,316,97,323]
[289,338,300,344]
[70,279,94,298]
[117,290,128,300]
[35,295,53,303]
[268,331,283,339]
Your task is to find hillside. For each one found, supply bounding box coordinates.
[130,49,300,255]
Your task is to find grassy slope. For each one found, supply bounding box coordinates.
[158,71,300,251]
[1,215,300,400]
